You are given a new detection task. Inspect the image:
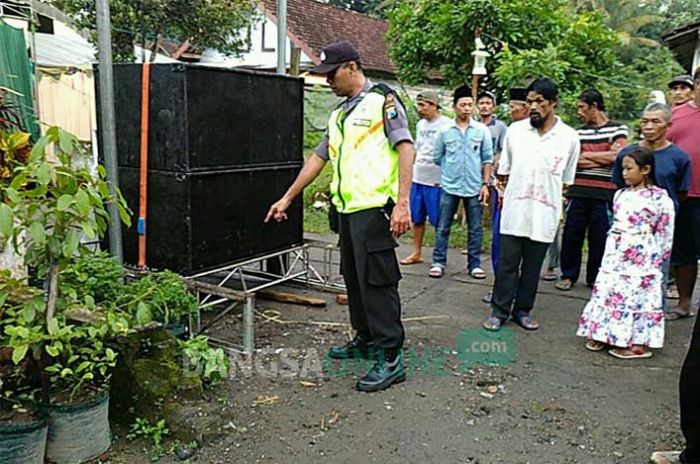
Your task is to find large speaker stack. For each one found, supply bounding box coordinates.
[97,64,304,275]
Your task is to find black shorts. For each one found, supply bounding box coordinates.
[672,198,700,266]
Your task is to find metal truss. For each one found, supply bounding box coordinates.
[185,239,345,355]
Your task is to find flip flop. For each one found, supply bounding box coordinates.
[428,266,444,278]
[608,348,653,359]
[555,279,573,291]
[400,256,424,265]
[470,267,486,279]
[483,316,504,332]
[665,310,696,321]
[666,287,680,299]
[650,451,682,464]
[541,271,558,281]
[585,340,606,352]
[512,315,539,330]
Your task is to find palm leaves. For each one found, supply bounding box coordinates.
[574,0,661,48]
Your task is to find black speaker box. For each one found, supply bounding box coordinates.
[96,64,305,274]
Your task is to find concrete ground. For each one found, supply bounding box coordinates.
[108,237,697,464]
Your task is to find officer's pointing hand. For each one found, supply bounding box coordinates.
[265,197,291,223]
[390,201,410,238]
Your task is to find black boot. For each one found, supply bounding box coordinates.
[356,349,405,392]
[328,336,372,360]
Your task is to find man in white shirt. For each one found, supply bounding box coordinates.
[400,91,452,265]
[483,78,580,332]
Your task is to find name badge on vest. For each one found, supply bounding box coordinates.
[353,118,372,127]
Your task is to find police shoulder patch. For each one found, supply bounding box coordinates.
[384,94,397,119]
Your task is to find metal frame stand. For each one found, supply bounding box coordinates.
[186,238,345,354]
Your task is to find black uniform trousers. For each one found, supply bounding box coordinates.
[680,315,700,463]
[338,206,405,350]
[490,234,550,321]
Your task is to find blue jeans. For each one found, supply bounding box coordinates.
[432,192,482,271]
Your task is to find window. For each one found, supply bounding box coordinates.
[261,22,275,52]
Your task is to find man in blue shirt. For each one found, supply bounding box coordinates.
[612,103,690,212]
[429,85,493,279]
[611,102,691,316]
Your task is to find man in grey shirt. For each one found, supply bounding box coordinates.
[400,90,451,265]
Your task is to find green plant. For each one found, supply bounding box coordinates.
[127,417,169,461]
[60,250,125,303]
[179,335,229,386]
[0,126,131,404]
[53,0,257,62]
[119,271,198,327]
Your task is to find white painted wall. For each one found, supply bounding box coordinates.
[199,16,314,69]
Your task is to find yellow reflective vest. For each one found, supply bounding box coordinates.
[327,89,399,214]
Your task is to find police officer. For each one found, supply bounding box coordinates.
[265,41,414,392]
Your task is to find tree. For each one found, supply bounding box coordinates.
[386,0,618,95]
[573,0,662,49]
[647,0,700,34]
[50,0,257,62]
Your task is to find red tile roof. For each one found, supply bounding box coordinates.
[259,0,396,75]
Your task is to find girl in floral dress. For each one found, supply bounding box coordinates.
[576,147,675,359]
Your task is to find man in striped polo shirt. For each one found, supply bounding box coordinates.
[556,89,628,291]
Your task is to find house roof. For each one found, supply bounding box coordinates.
[259,0,396,75]
[663,21,700,73]
[35,32,95,67]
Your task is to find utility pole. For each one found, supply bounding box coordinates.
[276,0,287,74]
[96,0,124,264]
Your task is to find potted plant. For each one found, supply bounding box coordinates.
[0,125,131,463]
[0,271,47,464]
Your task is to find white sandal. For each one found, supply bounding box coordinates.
[428,266,444,278]
[470,267,486,279]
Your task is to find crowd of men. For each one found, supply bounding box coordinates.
[267,40,700,463]
[403,71,700,330]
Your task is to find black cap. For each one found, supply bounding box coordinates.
[311,41,361,74]
[668,74,694,90]
[509,87,528,102]
[477,90,497,103]
[453,85,472,104]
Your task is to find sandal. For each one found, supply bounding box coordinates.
[541,270,558,281]
[512,315,539,330]
[650,451,682,464]
[428,266,444,278]
[585,340,606,352]
[608,347,653,359]
[470,267,486,280]
[555,279,573,291]
[400,255,424,265]
[666,309,696,321]
[666,287,680,299]
[483,316,504,332]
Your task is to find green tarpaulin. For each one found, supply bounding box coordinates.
[0,19,39,138]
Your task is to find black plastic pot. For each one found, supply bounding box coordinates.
[0,415,48,464]
[43,390,111,464]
